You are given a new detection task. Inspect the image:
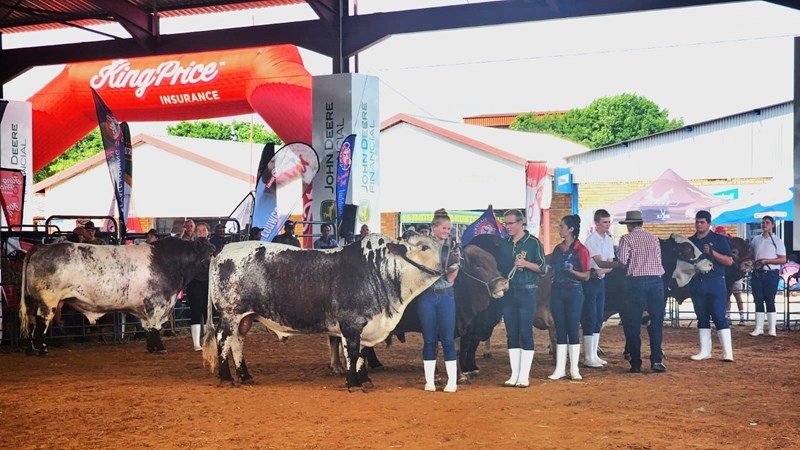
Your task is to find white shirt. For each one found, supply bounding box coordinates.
[584,230,615,279]
[750,233,786,271]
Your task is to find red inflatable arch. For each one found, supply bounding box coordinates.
[28,45,311,172]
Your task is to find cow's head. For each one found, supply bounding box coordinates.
[385,234,444,276]
[729,236,753,273]
[461,245,508,299]
[669,233,713,287]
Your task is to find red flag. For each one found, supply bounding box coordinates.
[0,168,25,228]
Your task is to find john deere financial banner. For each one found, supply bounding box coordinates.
[311,74,380,237]
[0,100,33,226]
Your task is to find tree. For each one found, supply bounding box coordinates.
[167,119,283,145]
[33,129,104,183]
[510,94,684,148]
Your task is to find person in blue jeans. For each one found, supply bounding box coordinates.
[548,215,591,381]
[418,208,460,393]
[497,209,545,388]
[616,210,667,373]
[749,215,787,337]
[689,210,734,361]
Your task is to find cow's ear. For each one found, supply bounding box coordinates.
[386,242,407,256]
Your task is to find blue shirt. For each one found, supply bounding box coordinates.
[688,232,732,280]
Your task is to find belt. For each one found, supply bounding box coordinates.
[432,286,454,295]
[761,268,779,272]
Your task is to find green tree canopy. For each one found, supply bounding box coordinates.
[510,94,684,149]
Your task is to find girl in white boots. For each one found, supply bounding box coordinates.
[497,209,546,388]
[186,222,211,351]
[418,209,459,393]
[749,216,787,338]
[548,215,591,381]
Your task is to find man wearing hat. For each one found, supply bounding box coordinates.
[249,226,264,241]
[82,221,106,245]
[272,221,301,247]
[417,224,431,236]
[616,210,666,373]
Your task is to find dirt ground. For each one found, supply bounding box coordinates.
[2,322,799,450]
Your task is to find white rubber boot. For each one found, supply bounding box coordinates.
[583,335,602,368]
[504,348,521,386]
[767,312,777,336]
[423,360,436,392]
[750,312,765,336]
[516,350,535,387]
[190,324,202,351]
[548,344,568,380]
[593,332,607,365]
[717,328,734,362]
[690,328,712,361]
[568,344,582,380]
[443,360,458,393]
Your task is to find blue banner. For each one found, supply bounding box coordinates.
[92,89,130,236]
[461,205,507,246]
[336,134,356,227]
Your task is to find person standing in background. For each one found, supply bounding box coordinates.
[186,222,210,351]
[749,215,787,337]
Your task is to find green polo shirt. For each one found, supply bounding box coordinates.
[499,231,545,286]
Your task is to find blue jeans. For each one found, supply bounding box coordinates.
[581,278,604,336]
[417,289,457,361]
[627,276,665,368]
[751,270,780,313]
[501,284,537,350]
[689,277,729,330]
[551,283,584,345]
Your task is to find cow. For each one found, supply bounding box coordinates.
[331,234,509,381]
[19,237,216,355]
[201,234,445,391]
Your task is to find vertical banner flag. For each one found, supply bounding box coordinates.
[461,205,507,247]
[0,100,33,226]
[0,168,25,227]
[525,162,550,237]
[228,192,255,235]
[336,134,357,227]
[251,142,319,241]
[92,89,131,237]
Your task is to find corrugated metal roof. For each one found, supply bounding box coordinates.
[463,111,568,128]
[0,0,303,34]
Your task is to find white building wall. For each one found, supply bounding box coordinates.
[380,123,525,212]
[41,164,117,217]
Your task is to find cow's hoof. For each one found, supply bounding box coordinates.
[457,375,471,385]
[218,380,237,388]
[240,378,255,385]
[623,352,631,361]
[465,369,480,377]
[483,352,492,359]
[362,381,374,389]
[369,364,385,372]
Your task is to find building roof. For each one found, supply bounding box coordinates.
[33,134,259,193]
[381,113,589,168]
[462,111,568,128]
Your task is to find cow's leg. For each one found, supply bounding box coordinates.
[26,316,49,356]
[328,336,345,376]
[357,347,374,388]
[482,337,493,359]
[216,329,235,386]
[459,334,481,376]
[363,346,384,371]
[341,334,365,392]
[231,316,254,385]
[145,328,166,354]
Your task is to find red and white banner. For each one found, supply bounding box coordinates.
[0,100,33,226]
[0,168,25,227]
[525,162,551,237]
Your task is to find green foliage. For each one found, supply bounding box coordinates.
[510,94,684,149]
[167,120,283,145]
[33,129,103,183]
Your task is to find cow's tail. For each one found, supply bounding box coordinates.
[18,251,32,338]
[201,291,218,373]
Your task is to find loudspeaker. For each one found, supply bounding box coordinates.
[339,204,358,238]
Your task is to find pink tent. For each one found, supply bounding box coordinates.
[604,169,728,224]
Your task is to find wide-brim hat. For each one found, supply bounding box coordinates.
[83,220,98,230]
[619,210,644,224]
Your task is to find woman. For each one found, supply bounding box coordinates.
[749,215,787,337]
[497,209,545,388]
[548,215,591,381]
[186,222,210,351]
[418,208,460,393]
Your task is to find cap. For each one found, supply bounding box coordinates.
[284,220,295,228]
[714,225,727,234]
[417,224,431,231]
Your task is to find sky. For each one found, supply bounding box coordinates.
[4,0,800,136]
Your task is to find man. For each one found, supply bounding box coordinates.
[82,221,106,245]
[617,210,666,373]
[272,221,301,247]
[581,209,619,368]
[313,223,339,249]
[749,215,787,337]
[688,210,734,361]
[209,224,227,252]
[417,224,431,236]
[249,226,263,241]
[357,224,370,241]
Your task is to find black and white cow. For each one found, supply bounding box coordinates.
[20,237,216,355]
[202,234,444,391]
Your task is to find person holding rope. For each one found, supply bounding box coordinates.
[749,215,786,337]
[497,209,545,388]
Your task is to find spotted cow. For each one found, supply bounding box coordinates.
[20,237,216,355]
[202,234,444,391]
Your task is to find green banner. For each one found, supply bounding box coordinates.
[400,210,485,226]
